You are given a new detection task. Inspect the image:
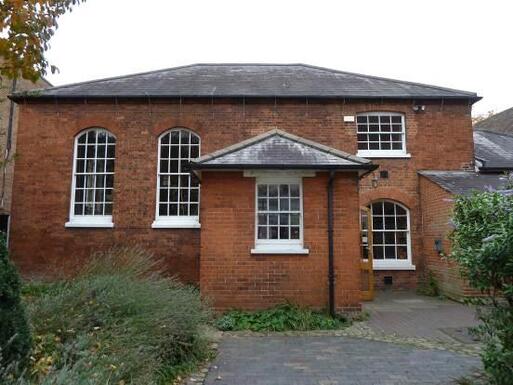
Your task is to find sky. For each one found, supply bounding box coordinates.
[44,0,513,116]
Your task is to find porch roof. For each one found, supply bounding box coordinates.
[191,129,376,173]
[419,170,511,195]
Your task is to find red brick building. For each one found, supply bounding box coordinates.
[9,64,485,310]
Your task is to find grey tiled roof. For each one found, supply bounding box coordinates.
[419,171,511,195]
[474,130,513,172]
[192,129,376,172]
[11,64,480,101]
[474,107,513,134]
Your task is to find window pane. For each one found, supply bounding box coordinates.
[290,199,300,211]
[269,227,278,239]
[373,217,383,230]
[258,226,267,239]
[258,199,267,210]
[269,214,278,225]
[258,185,267,197]
[279,227,289,239]
[290,185,300,197]
[159,189,168,203]
[269,185,278,197]
[279,184,289,196]
[160,145,169,159]
[290,213,300,225]
[373,246,384,259]
[258,214,267,225]
[180,130,190,144]
[279,198,289,210]
[170,131,180,144]
[159,204,168,216]
[279,214,289,225]
[385,246,396,259]
[190,189,199,203]
[291,227,300,239]
[384,202,395,215]
[397,246,408,260]
[190,204,199,216]
[269,198,278,211]
[74,203,84,215]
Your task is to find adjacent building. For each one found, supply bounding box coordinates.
[0,74,50,236]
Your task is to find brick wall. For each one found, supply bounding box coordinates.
[418,176,479,298]
[10,98,474,293]
[200,171,362,311]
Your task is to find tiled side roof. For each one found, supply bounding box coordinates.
[192,129,376,172]
[11,64,480,101]
[474,107,513,134]
[419,171,511,195]
[474,130,513,171]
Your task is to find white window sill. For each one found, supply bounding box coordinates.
[373,263,416,271]
[151,218,201,229]
[357,151,411,159]
[251,245,309,255]
[65,220,114,228]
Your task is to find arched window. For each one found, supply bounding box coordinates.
[362,200,413,269]
[65,128,116,227]
[153,128,201,228]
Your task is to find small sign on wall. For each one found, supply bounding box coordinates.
[343,115,355,122]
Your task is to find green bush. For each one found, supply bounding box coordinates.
[0,234,32,371]
[450,191,513,384]
[215,303,348,332]
[8,246,212,385]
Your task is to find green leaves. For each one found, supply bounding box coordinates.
[215,303,348,332]
[0,0,85,81]
[450,191,513,384]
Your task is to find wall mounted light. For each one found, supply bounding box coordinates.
[434,239,444,255]
[413,104,426,112]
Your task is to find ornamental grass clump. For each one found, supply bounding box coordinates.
[450,191,513,384]
[0,233,32,373]
[7,246,211,385]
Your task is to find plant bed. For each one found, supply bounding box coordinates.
[1,246,213,385]
[215,303,349,332]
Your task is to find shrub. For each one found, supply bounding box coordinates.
[450,191,513,384]
[215,303,348,332]
[14,246,212,385]
[0,233,32,371]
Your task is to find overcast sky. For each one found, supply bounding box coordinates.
[45,0,512,116]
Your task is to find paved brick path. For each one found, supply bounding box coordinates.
[204,335,481,385]
[363,291,480,343]
[188,293,482,384]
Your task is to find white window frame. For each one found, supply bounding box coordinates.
[356,112,411,158]
[251,175,309,254]
[65,128,115,228]
[364,200,415,270]
[152,128,201,229]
